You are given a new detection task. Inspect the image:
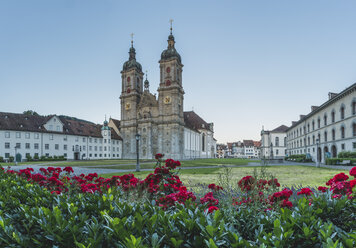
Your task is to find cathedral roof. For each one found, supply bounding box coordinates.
[271,125,289,133]
[184,111,211,132]
[138,91,158,108]
[0,112,122,140]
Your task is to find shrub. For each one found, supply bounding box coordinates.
[33,154,39,160]
[26,154,32,161]
[0,156,3,163]
[326,158,356,166]
[8,156,14,162]
[286,154,313,162]
[338,151,356,159]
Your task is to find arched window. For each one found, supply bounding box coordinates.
[297,130,299,136]
[331,111,335,123]
[341,126,345,139]
[317,118,321,129]
[353,101,356,115]
[312,120,315,130]
[284,137,286,146]
[324,131,327,142]
[307,123,310,132]
[340,106,345,120]
[324,114,327,126]
[317,133,321,143]
[308,136,310,146]
[202,134,205,152]
[353,123,356,137]
[275,137,279,146]
[312,135,315,145]
[332,129,335,140]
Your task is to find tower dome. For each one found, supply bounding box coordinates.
[160,23,181,63]
[101,119,110,130]
[123,39,142,71]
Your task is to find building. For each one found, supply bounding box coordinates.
[119,25,216,159]
[261,125,288,159]
[286,83,356,163]
[218,140,260,159]
[243,140,256,158]
[253,141,261,158]
[216,144,227,158]
[0,112,122,162]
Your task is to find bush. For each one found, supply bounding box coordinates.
[286,154,313,162]
[0,159,355,247]
[26,154,32,162]
[8,156,14,162]
[0,156,3,163]
[326,158,356,166]
[338,151,356,159]
[33,154,39,160]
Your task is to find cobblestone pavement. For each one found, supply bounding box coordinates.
[2,161,352,175]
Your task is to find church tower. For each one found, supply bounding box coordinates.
[120,36,144,158]
[157,21,185,159]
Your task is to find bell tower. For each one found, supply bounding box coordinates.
[120,34,144,158]
[157,20,185,159]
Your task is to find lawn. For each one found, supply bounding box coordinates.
[101,165,350,188]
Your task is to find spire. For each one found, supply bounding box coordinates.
[168,19,175,48]
[144,70,150,91]
[170,19,173,35]
[129,33,136,60]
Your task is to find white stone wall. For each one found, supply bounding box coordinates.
[0,130,122,162]
[260,131,287,159]
[286,90,356,163]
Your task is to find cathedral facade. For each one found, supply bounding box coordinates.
[116,27,216,160]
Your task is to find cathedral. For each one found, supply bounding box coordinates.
[114,25,216,160]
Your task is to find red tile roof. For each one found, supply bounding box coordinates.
[183,111,210,132]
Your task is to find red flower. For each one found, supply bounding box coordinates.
[207,206,219,213]
[208,184,223,191]
[317,186,328,192]
[155,153,164,160]
[238,176,255,191]
[280,199,293,208]
[350,167,356,177]
[63,167,74,174]
[297,188,313,196]
[349,179,356,189]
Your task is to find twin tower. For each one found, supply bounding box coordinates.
[119,26,185,159]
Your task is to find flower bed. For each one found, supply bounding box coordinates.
[0,156,355,247]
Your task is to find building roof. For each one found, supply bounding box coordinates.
[271,125,289,133]
[0,112,122,140]
[110,118,121,131]
[287,82,356,131]
[253,141,261,147]
[183,111,211,132]
[243,140,254,147]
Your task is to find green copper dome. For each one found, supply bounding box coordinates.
[123,46,142,71]
[101,120,110,130]
[161,34,181,63]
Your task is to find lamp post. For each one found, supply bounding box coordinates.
[135,133,141,172]
[14,145,18,165]
[316,138,320,168]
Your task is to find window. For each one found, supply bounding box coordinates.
[90,154,92,157]
[99,154,102,157]
[94,138,97,143]
[341,126,345,139]
[5,153,10,158]
[99,147,102,151]
[89,146,92,151]
[45,153,49,157]
[5,143,10,149]
[324,131,327,142]
[104,154,106,157]
[324,114,327,126]
[16,132,21,138]
[34,153,39,158]
[89,138,92,143]
[64,153,67,157]
[55,144,59,150]
[317,118,320,128]
[34,143,39,149]
[75,137,79,142]
[340,106,345,119]
[341,144,345,150]
[64,145,67,150]
[276,149,279,155]
[83,145,86,150]
[303,126,306,134]
[353,142,356,149]
[25,143,30,149]
[202,134,206,152]
[332,129,335,140]
[34,133,39,139]
[104,147,107,151]
[56,126,60,131]
[307,123,310,132]
[26,153,30,158]
[312,121,315,130]
[312,135,315,145]
[353,101,356,115]
[5,132,10,138]
[308,137,310,146]
[317,133,321,143]
[331,111,335,123]
[353,123,356,137]
[104,139,107,144]
[45,144,49,150]
[64,136,67,141]
[95,154,97,157]
[25,133,30,139]
[95,146,97,151]
[83,138,86,142]
[49,134,53,140]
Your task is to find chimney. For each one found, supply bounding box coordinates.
[328,92,338,100]
[311,106,318,112]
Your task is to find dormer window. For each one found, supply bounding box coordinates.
[20,124,23,128]
[5,115,8,119]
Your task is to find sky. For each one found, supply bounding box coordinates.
[1,0,356,144]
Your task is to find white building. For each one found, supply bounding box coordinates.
[286,83,356,163]
[0,112,122,162]
[261,125,288,159]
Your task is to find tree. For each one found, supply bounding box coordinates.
[23,110,39,116]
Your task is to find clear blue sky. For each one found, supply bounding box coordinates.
[1,0,356,143]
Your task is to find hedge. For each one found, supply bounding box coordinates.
[338,151,356,159]
[326,158,356,166]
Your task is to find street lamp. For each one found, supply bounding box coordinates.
[14,145,18,165]
[316,138,320,168]
[135,133,141,172]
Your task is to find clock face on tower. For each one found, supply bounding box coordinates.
[166,67,171,73]
[125,103,131,110]
[166,80,171,86]
[164,96,171,104]
[127,76,131,82]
